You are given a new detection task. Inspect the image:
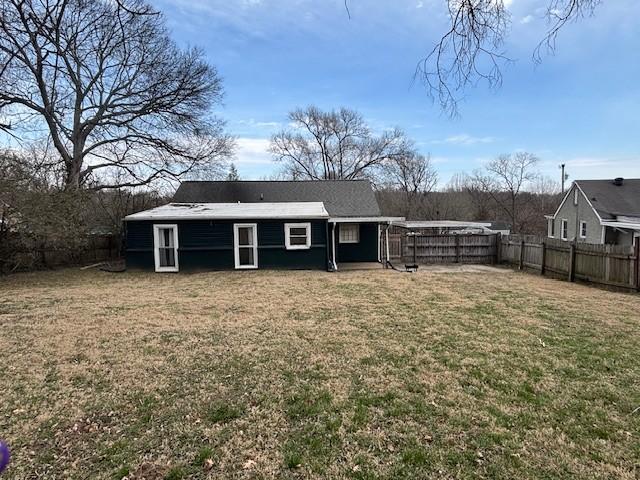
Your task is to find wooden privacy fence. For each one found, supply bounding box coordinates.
[381,229,640,291]
[500,234,640,291]
[383,232,498,265]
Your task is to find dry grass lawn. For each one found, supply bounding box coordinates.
[1,268,639,479]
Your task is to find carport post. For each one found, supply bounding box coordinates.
[634,236,640,292]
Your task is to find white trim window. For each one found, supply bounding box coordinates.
[234,223,258,269]
[339,223,360,244]
[561,219,568,240]
[285,222,311,250]
[153,224,179,272]
[580,221,587,239]
[574,188,579,206]
[548,218,555,238]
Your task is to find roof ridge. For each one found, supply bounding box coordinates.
[180,179,371,183]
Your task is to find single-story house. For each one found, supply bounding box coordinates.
[545,178,640,245]
[124,180,403,272]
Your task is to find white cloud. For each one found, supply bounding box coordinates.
[432,134,495,146]
[520,14,534,24]
[416,1,424,8]
[234,137,275,165]
[236,119,282,129]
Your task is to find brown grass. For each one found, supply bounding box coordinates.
[1,268,639,479]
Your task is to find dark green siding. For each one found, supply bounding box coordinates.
[125,219,328,271]
[335,222,379,263]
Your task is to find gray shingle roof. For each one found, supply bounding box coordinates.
[577,179,640,219]
[172,180,381,217]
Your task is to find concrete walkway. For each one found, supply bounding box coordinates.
[338,262,509,274]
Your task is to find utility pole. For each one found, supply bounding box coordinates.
[560,164,567,194]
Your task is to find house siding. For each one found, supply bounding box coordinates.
[125,219,328,271]
[551,185,602,243]
[334,222,379,263]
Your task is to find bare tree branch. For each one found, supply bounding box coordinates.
[0,0,233,190]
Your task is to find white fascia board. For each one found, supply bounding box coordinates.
[601,221,640,231]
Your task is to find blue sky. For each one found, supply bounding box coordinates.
[154,0,640,186]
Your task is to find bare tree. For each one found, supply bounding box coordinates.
[416,0,601,115]
[270,106,413,180]
[380,153,438,218]
[471,152,541,232]
[226,163,240,181]
[0,0,233,190]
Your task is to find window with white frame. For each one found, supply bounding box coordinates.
[153,224,179,272]
[561,219,568,240]
[574,188,579,205]
[285,223,311,250]
[580,221,587,239]
[548,218,555,238]
[339,223,359,243]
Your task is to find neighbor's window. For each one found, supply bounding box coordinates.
[574,188,579,205]
[153,224,179,272]
[580,221,587,239]
[339,223,360,243]
[548,218,555,238]
[561,219,568,240]
[285,223,311,250]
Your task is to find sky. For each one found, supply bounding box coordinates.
[153,0,640,187]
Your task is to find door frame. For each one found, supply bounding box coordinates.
[233,223,258,269]
[153,224,179,272]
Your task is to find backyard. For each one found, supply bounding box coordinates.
[1,268,639,479]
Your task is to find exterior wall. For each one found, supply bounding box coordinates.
[550,184,602,243]
[125,219,328,271]
[334,222,379,263]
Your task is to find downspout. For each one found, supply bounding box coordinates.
[331,222,338,271]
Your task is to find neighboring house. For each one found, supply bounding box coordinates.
[124,180,402,272]
[545,178,640,245]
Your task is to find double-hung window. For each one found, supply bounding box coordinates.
[339,224,360,243]
[153,224,179,272]
[285,223,311,250]
[561,219,568,241]
[580,221,587,239]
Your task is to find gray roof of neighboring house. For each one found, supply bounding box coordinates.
[172,180,381,217]
[577,178,640,219]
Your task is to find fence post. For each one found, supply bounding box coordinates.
[455,234,461,264]
[568,240,576,282]
[495,233,501,264]
[540,239,546,275]
[413,233,417,265]
[519,238,525,270]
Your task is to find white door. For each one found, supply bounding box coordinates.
[234,223,258,269]
[153,224,179,272]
